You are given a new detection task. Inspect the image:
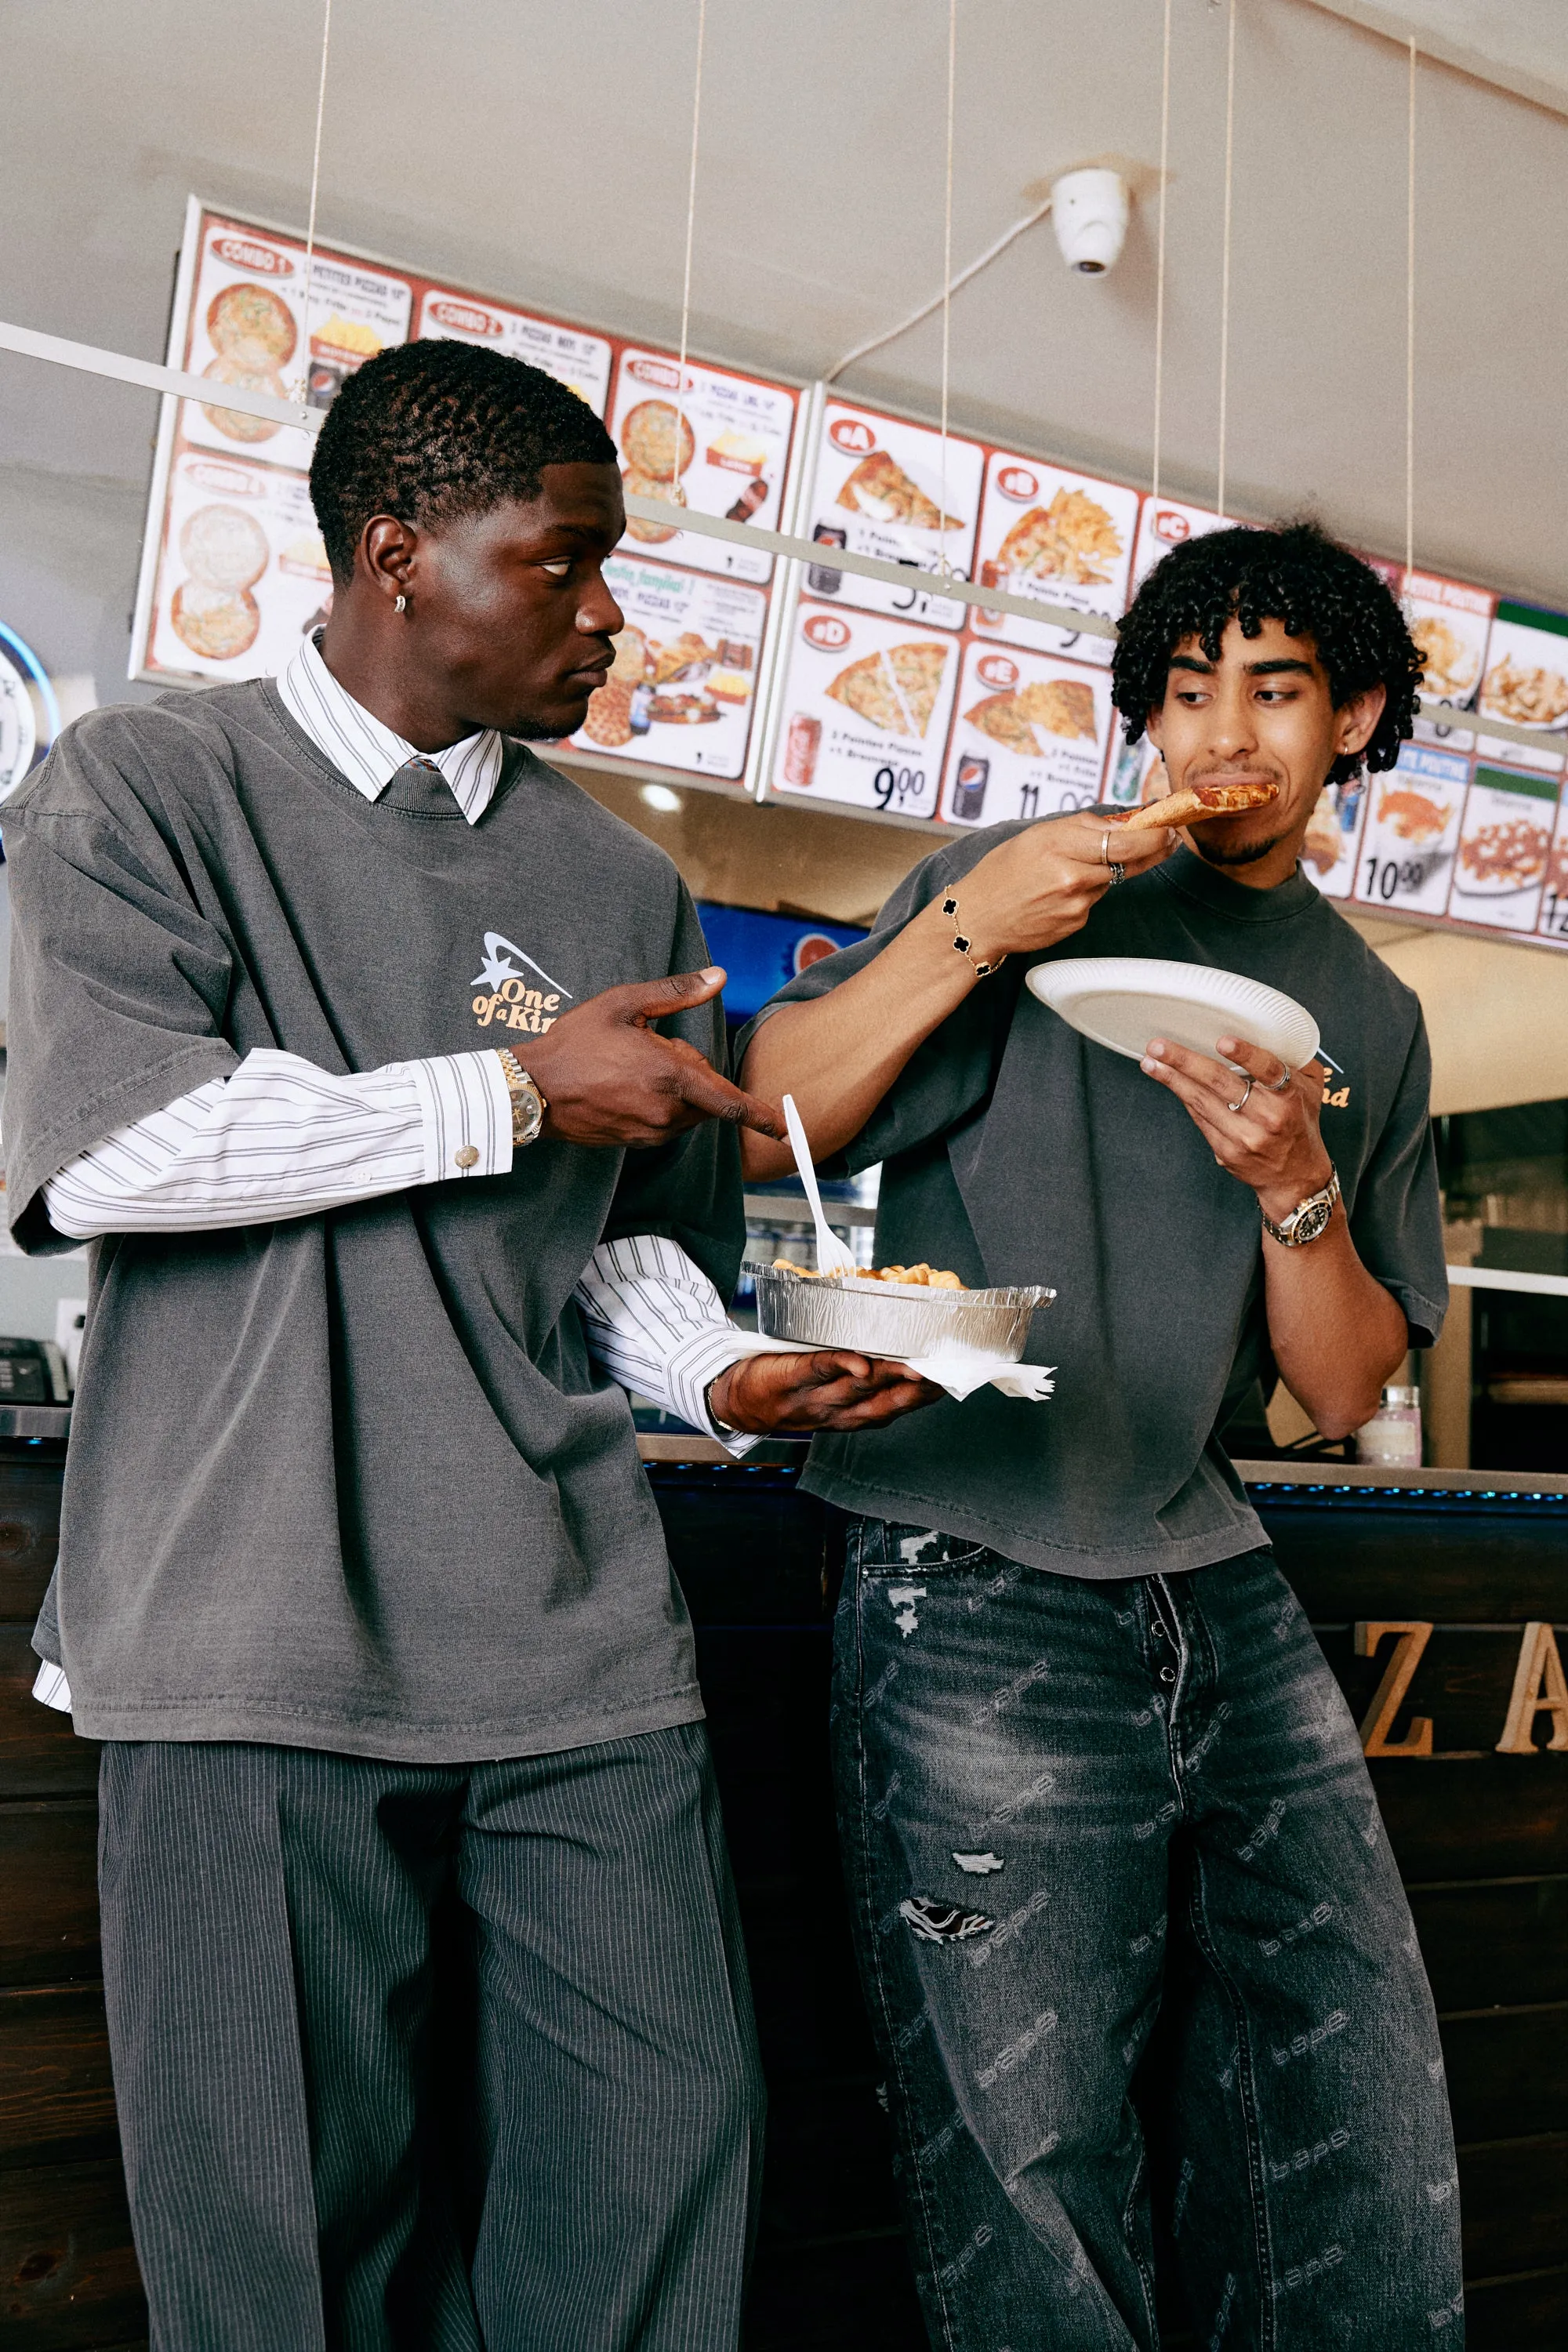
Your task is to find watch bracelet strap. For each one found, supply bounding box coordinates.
[1262,1164,1340,1244]
[495,1046,546,1142]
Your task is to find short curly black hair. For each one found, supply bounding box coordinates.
[309,338,618,583]
[1111,520,1423,785]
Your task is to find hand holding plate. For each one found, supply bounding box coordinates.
[1139,1031,1332,1224]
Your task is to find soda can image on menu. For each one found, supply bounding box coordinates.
[950,752,989,822]
[784,713,822,788]
[807,525,848,596]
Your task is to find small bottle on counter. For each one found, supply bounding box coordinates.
[1355,1383,1422,1466]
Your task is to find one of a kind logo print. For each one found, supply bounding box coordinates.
[470,932,573,1036]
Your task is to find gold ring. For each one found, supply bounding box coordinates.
[1101,829,1112,867]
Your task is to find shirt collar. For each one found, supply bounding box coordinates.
[277,631,504,826]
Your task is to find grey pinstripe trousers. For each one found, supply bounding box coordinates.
[97,1724,764,2351]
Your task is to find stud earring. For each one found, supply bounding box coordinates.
[394,593,407,614]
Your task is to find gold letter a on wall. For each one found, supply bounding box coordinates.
[1496,1622,1568,1755]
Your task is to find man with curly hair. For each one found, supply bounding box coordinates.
[739,522,1461,2347]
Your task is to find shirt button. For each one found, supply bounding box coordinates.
[454,1145,480,1170]
[1159,1665,1176,1684]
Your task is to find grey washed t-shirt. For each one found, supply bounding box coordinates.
[4,682,742,1760]
[740,827,1446,1577]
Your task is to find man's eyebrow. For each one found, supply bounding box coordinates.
[1243,657,1316,677]
[1168,652,1214,673]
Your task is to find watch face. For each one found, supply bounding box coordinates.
[517,1083,545,1145]
[1291,1198,1332,1246]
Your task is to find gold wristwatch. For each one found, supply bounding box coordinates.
[495,1047,547,1147]
[1261,1165,1340,1247]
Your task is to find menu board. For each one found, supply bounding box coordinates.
[146,450,332,681]
[1446,763,1556,933]
[1101,731,1166,811]
[564,557,766,782]
[132,199,800,796]
[416,285,612,413]
[1477,601,1568,774]
[180,216,413,458]
[1301,774,1369,902]
[1353,743,1468,916]
[1536,792,1568,948]
[770,602,960,818]
[940,644,1112,829]
[1131,495,1225,588]
[609,350,797,584]
[130,205,1568,956]
[971,452,1140,666]
[801,401,985,630]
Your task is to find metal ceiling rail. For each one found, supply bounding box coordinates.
[1,312,1563,753]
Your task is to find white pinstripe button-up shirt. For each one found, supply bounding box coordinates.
[32,637,757,1712]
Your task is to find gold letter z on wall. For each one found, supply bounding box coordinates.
[1354,1621,1435,1758]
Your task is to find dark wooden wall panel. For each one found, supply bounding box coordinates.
[2,1448,1565,2348]
[0,2159,145,2352]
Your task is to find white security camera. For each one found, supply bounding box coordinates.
[1050,169,1131,275]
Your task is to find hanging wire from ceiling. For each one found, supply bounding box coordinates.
[938,0,957,581]
[673,0,709,500]
[1151,0,1173,503]
[823,196,1053,385]
[1406,33,1417,587]
[297,0,334,403]
[1216,0,1237,521]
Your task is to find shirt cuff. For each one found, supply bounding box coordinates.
[408,1051,514,1184]
[663,1323,764,1457]
[32,1659,72,1713]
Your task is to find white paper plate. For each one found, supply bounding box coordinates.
[1026,956,1320,1070]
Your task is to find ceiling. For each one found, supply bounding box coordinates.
[4,0,1568,622]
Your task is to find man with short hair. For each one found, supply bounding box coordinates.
[5,338,931,2350]
[739,524,1462,2347]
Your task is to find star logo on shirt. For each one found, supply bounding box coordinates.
[470,932,573,999]
[470,932,574,1039]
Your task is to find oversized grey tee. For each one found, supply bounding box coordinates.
[739,829,1447,1577]
[3,683,743,1760]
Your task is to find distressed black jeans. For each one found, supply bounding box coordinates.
[832,1523,1463,2350]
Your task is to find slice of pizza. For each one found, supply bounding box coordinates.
[996,490,1121,586]
[835,449,964,532]
[886,642,948,737]
[964,692,1037,753]
[1016,677,1098,739]
[825,650,905,731]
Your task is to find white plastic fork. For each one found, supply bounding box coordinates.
[781,1093,857,1278]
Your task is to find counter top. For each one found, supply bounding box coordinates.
[637,1434,1568,1499]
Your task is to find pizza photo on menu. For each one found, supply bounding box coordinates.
[972,452,1140,666]
[835,448,964,533]
[995,488,1123,587]
[771,603,960,818]
[606,350,797,584]
[825,641,948,738]
[940,642,1112,828]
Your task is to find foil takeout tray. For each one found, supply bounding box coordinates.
[752,1266,1054,1363]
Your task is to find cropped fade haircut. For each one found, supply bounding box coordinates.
[1112,520,1424,786]
[309,338,618,584]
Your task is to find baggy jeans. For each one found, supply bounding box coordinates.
[832,1522,1464,2350]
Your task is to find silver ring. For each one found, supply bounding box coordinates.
[1227,1077,1254,1113]
[1268,1067,1294,1093]
[1107,861,1126,885]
